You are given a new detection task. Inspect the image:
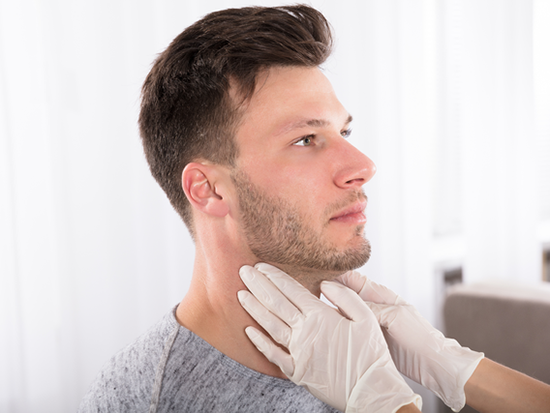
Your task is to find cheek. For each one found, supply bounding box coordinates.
[267,174,323,204]
[282,168,332,203]
[278,178,333,225]
[262,159,330,189]
[241,155,334,212]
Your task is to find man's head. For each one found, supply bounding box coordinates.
[139,5,333,237]
[140,5,376,284]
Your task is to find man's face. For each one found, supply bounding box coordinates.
[231,66,376,284]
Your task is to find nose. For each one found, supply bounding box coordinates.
[332,139,376,189]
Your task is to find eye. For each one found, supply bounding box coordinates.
[341,128,352,138]
[294,135,314,146]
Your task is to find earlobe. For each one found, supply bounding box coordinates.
[182,163,230,218]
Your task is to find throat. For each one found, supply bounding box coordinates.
[176,281,287,379]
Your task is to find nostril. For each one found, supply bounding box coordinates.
[345,177,365,185]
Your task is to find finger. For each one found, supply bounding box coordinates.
[245,326,295,378]
[320,281,376,322]
[254,263,323,314]
[335,270,368,294]
[368,301,444,341]
[338,271,405,305]
[364,302,401,328]
[237,290,291,347]
[240,265,302,327]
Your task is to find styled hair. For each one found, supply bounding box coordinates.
[139,5,333,236]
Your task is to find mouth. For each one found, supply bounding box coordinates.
[330,200,368,224]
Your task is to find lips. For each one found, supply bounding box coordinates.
[330,201,368,224]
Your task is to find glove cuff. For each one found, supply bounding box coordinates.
[346,357,423,413]
[427,343,484,412]
[393,394,423,413]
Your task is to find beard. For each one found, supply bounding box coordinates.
[231,169,371,275]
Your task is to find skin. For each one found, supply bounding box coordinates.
[231,66,374,293]
[465,358,550,413]
[176,66,376,379]
[231,163,371,287]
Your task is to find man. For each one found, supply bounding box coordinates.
[79,5,420,412]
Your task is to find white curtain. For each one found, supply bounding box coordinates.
[0,1,545,412]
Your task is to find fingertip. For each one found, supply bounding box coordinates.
[244,326,261,341]
[321,280,374,321]
[254,262,283,276]
[244,326,294,378]
[239,265,256,284]
[335,270,352,282]
[237,289,250,303]
[320,280,348,296]
[254,262,269,270]
[244,326,271,356]
[255,263,293,287]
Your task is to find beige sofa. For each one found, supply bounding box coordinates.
[440,281,550,412]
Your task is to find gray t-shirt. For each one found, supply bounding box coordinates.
[79,307,340,412]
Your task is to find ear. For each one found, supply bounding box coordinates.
[182,162,230,218]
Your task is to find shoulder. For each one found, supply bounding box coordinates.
[79,307,339,413]
[78,309,180,413]
[156,328,340,412]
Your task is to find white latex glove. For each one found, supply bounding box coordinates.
[337,271,484,412]
[238,263,422,413]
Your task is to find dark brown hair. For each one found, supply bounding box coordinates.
[139,5,333,236]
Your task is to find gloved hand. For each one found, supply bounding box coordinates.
[337,271,484,412]
[238,263,422,413]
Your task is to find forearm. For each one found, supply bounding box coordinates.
[465,358,550,413]
[395,402,422,413]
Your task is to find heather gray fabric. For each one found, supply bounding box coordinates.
[79,307,340,413]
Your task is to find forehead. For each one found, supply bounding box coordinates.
[233,66,349,150]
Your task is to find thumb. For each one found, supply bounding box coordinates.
[339,272,404,305]
[335,271,367,295]
[365,302,401,329]
[320,281,375,322]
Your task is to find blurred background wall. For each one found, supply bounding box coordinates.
[1,0,549,412]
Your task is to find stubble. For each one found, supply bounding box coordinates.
[231,169,371,280]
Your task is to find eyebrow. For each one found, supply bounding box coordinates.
[276,114,353,136]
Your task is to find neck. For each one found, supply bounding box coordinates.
[175,231,287,379]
